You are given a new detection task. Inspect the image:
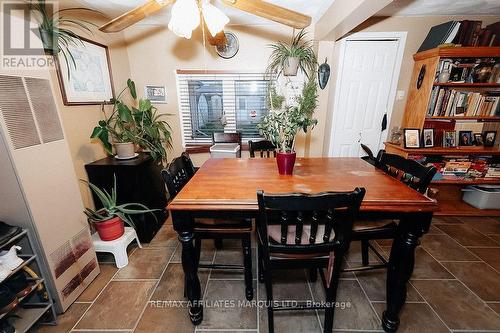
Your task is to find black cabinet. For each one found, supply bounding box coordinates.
[85,153,167,243]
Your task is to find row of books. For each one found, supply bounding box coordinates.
[427,87,500,117]
[426,159,500,180]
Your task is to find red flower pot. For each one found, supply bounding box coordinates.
[276,151,296,175]
[94,216,125,241]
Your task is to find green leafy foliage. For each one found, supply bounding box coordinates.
[90,79,173,161]
[266,29,317,78]
[82,175,159,229]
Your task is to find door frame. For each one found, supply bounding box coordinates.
[328,31,407,156]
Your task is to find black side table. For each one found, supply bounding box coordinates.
[85,153,167,243]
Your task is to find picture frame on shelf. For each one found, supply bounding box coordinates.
[484,131,497,147]
[144,85,167,104]
[422,128,434,148]
[473,133,484,146]
[443,130,456,147]
[458,130,473,146]
[404,128,421,149]
[55,37,115,106]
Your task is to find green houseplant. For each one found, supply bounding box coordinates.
[29,0,99,77]
[90,79,173,161]
[266,29,317,77]
[83,175,159,241]
[258,77,318,174]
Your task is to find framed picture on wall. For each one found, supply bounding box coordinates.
[422,128,434,147]
[144,85,167,104]
[55,37,115,106]
[404,128,421,148]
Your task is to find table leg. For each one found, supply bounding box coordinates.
[172,211,203,325]
[382,213,432,332]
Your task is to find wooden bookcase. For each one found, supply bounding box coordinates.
[385,47,500,217]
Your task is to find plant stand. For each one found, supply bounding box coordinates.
[92,227,142,269]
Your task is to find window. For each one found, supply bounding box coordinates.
[176,71,270,146]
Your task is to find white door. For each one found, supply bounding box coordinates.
[329,39,400,157]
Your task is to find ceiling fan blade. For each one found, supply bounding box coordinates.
[99,0,174,33]
[220,0,311,29]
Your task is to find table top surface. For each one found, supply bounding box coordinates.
[168,157,438,213]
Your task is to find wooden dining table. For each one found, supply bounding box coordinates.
[168,157,438,332]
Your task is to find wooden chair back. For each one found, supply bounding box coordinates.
[249,140,276,158]
[257,188,366,255]
[212,132,242,145]
[379,152,437,194]
[161,152,195,199]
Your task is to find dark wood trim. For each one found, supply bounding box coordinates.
[55,35,115,106]
[413,46,500,61]
[176,69,265,75]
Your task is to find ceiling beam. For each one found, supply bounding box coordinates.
[315,0,394,41]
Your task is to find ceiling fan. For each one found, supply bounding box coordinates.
[99,0,312,44]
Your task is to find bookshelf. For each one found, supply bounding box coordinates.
[385,46,500,216]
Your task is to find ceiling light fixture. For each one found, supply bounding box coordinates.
[168,0,230,40]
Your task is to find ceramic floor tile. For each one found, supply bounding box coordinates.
[259,306,322,333]
[412,280,500,330]
[77,264,117,302]
[420,235,479,261]
[355,269,422,302]
[432,216,463,224]
[264,269,314,301]
[198,280,258,330]
[114,247,174,279]
[135,306,195,333]
[210,247,257,280]
[171,240,215,264]
[372,302,449,333]
[437,224,499,247]
[146,224,179,248]
[345,241,383,264]
[411,247,454,280]
[151,263,209,301]
[468,247,500,271]
[31,303,89,333]
[74,281,156,330]
[488,303,500,316]
[442,261,500,302]
[458,217,500,235]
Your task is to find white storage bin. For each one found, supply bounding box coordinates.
[462,185,500,210]
[210,143,241,159]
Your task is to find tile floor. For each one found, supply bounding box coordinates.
[32,216,500,332]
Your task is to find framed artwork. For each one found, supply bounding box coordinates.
[422,128,434,148]
[484,131,497,147]
[55,37,115,106]
[404,128,421,148]
[458,131,473,146]
[144,85,167,104]
[443,131,456,147]
[473,133,484,146]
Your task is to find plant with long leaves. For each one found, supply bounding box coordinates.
[29,0,100,78]
[90,79,173,161]
[83,175,159,229]
[266,29,317,78]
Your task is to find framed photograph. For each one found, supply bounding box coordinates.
[55,37,115,106]
[422,128,434,148]
[473,133,484,146]
[443,131,456,147]
[404,128,421,149]
[484,131,497,147]
[144,85,167,104]
[458,131,473,146]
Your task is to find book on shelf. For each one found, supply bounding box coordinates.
[419,21,461,52]
[428,88,500,117]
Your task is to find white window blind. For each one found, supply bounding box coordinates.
[176,71,270,146]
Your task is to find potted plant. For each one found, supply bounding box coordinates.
[83,175,159,241]
[29,0,99,78]
[258,78,318,175]
[90,79,173,161]
[266,29,317,77]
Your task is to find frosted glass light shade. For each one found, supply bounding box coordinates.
[168,0,201,39]
[201,0,230,37]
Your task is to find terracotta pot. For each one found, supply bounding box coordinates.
[276,151,296,175]
[283,57,300,76]
[94,216,125,241]
[114,142,136,159]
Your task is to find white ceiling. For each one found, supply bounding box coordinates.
[378,0,500,16]
[73,0,335,27]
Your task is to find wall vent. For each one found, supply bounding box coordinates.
[0,75,41,149]
[25,77,64,143]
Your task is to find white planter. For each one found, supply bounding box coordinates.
[114,142,136,159]
[283,57,300,76]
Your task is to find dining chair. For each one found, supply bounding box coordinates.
[212,132,242,157]
[347,152,437,272]
[248,140,276,158]
[162,152,254,300]
[360,143,384,167]
[257,188,366,333]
